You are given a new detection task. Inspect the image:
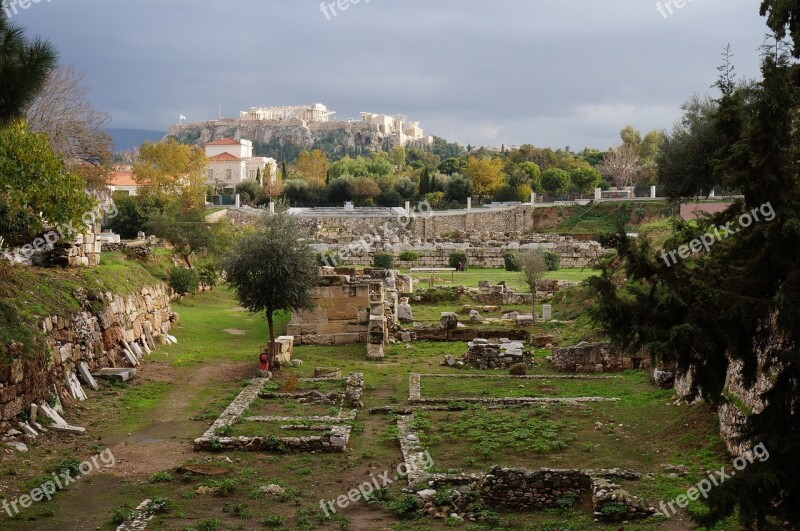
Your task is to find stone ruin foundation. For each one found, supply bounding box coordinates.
[551,342,650,373]
[287,268,408,360]
[447,338,532,370]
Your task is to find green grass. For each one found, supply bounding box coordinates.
[149,288,289,367]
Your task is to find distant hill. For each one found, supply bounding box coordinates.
[105,128,166,152]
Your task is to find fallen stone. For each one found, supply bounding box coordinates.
[166,335,178,344]
[261,484,286,496]
[176,465,230,476]
[398,301,413,323]
[5,429,22,437]
[77,362,100,391]
[49,424,86,435]
[444,355,456,367]
[130,341,144,359]
[5,441,27,452]
[418,489,437,500]
[291,359,303,367]
[440,312,459,330]
[18,422,37,437]
[93,367,137,382]
[469,310,483,322]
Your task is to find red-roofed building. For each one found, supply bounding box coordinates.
[106,167,141,196]
[204,138,277,194]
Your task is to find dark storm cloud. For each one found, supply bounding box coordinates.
[12,0,767,148]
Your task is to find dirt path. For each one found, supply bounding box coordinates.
[105,360,252,479]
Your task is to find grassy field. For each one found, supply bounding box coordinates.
[0,285,739,530]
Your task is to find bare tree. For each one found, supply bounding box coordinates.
[601,143,640,189]
[25,66,112,165]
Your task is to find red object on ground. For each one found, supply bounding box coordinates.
[259,352,269,371]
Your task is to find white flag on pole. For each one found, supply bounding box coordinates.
[179,114,187,121]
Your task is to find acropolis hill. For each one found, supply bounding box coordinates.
[167,104,434,160]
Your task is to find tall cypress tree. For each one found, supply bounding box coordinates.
[590,3,800,526]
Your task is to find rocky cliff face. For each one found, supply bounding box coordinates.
[167,119,408,160]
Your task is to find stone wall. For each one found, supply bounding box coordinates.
[480,467,655,521]
[551,342,650,373]
[0,284,173,422]
[479,467,590,510]
[218,207,604,269]
[286,269,402,360]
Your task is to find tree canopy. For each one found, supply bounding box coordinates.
[223,214,318,367]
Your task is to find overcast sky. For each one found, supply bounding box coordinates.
[11,0,769,149]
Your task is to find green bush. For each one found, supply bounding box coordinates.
[389,495,423,519]
[167,266,199,296]
[503,252,521,272]
[197,263,218,289]
[398,250,420,262]
[449,251,468,271]
[509,362,528,375]
[544,251,561,271]
[316,251,342,267]
[373,252,394,269]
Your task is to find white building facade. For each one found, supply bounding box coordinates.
[359,112,433,146]
[240,103,335,123]
[205,138,277,194]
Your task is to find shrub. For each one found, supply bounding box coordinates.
[398,250,420,262]
[197,263,218,290]
[167,266,199,296]
[449,251,468,271]
[373,252,394,269]
[509,363,528,375]
[316,251,342,267]
[544,251,561,271]
[389,495,422,519]
[503,252,521,272]
[149,471,173,483]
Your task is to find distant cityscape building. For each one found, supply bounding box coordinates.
[240,103,335,123]
[205,138,277,194]
[359,112,433,146]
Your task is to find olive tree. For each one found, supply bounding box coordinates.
[521,250,548,323]
[223,214,318,368]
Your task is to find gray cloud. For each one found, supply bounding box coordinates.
[13,0,767,148]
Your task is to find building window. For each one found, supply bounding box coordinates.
[226,169,232,180]
[207,169,214,179]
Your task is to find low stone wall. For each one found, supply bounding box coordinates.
[480,467,590,510]
[339,243,598,269]
[412,327,529,342]
[0,284,173,422]
[480,467,655,521]
[551,342,650,373]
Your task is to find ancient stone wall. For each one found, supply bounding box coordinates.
[551,342,650,373]
[479,467,591,510]
[286,270,400,360]
[0,284,173,422]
